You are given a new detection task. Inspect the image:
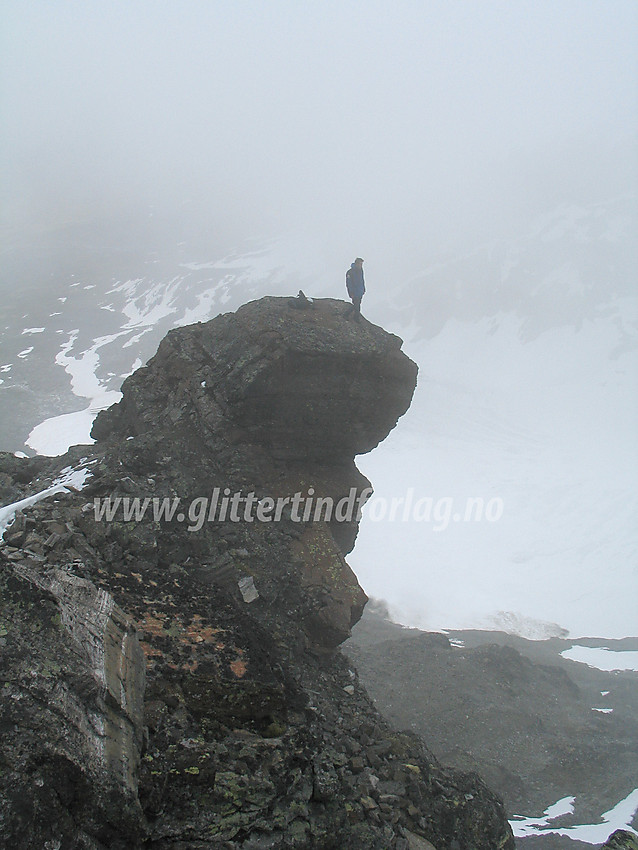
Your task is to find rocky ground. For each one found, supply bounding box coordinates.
[344,602,638,850]
[0,298,516,849]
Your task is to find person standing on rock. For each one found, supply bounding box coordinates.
[345,257,365,321]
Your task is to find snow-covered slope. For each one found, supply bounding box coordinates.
[351,197,638,639]
[351,307,637,639]
[1,198,636,639]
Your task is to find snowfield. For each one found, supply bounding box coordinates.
[351,303,638,639]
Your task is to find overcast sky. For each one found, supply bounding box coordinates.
[2,1,637,266]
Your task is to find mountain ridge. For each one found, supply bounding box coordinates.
[0,297,515,849]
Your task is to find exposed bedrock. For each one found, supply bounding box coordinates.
[0,297,515,849]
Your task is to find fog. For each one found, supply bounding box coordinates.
[2,1,637,281]
[1,2,637,640]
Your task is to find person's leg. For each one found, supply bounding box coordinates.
[353,295,362,321]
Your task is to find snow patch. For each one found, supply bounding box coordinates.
[510,788,638,843]
[561,646,638,672]
[174,279,229,325]
[26,402,116,456]
[0,464,93,538]
[109,276,185,329]
[25,330,124,456]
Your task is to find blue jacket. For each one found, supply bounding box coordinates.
[346,263,365,298]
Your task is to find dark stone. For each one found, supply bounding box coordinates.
[602,831,638,850]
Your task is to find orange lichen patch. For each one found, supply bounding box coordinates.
[130,572,143,583]
[139,641,164,667]
[141,613,168,636]
[182,614,226,648]
[230,649,247,678]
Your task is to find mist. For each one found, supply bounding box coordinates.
[2,1,637,282]
[1,1,637,640]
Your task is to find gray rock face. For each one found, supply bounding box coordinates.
[93,296,418,461]
[0,297,515,849]
[602,832,638,850]
[0,562,145,848]
[22,565,145,788]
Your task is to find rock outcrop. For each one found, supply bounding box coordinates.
[0,297,515,849]
[602,832,638,850]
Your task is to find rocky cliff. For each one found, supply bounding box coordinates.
[0,297,515,849]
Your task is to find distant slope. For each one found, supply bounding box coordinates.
[344,603,638,849]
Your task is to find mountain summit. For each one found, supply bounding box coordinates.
[0,297,514,849]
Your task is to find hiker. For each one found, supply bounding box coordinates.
[345,257,365,321]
